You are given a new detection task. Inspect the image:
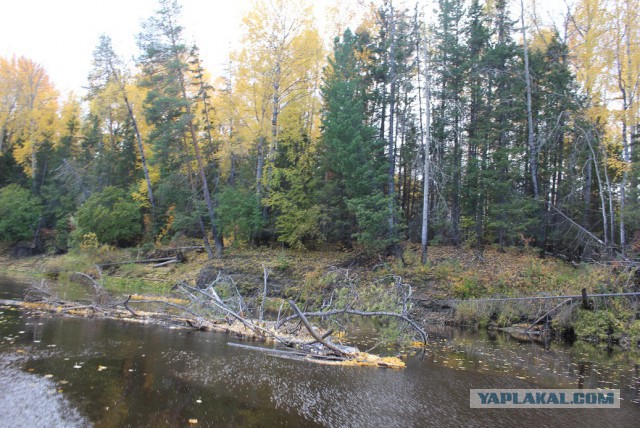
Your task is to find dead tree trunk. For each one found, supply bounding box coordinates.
[421,26,431,265]
[288,300,350,356]
[520,0,538,199]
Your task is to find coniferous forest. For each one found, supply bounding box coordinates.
[1,0,639,262]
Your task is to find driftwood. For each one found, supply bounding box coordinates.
[288,300,351,356]
[523,298,574,333]
[69,271,103,294]
[69,270,110,304]
[21,268,415,368]
[22,282,357,360]
[0,299,23,306]
[277,307,428,345]
[173,282,289,344]
[176,246,205,252]
[25,279,211,331]
[227,342,350,362]
[123,295,138,317]
[303,329,334,346]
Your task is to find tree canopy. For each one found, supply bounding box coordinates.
[0,0,638,262]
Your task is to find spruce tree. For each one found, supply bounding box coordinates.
[432,0,467,244]
[318,29,389,252]
[137,0,222,256]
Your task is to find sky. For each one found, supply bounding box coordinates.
[0,0,254,95]
[0,0,565,96]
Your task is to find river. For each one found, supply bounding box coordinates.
[1,274,639,427]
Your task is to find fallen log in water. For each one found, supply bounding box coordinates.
[523,298,574,333]
[288,300,351,357]
[276,307,428,345]
[227,340,404,368]
[18,277,406,369]
[0,299,23,306]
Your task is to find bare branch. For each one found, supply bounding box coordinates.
[288,300,351,356]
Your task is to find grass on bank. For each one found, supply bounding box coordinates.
[2,240,638,348]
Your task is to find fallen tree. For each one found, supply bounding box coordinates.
[273,267,427,345]
[276,305,428,345]
[20,266,423,369]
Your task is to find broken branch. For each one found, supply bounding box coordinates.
[277,307,428,345]
[288,300,350,356]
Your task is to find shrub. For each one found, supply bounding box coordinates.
[629,320,640,346]
[454,301,493,328]
[348,193,394,254]
[0,184,42,242]
[573,309,625,342]
[74,186,143,246]
[452,274,485,298]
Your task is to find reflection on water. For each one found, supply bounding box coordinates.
[420,325,640,399]
[1,274,640,427]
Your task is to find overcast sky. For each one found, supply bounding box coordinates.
[0,0,565,96]
[0,0,255,95]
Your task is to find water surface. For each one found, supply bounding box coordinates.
[1,274,639,427]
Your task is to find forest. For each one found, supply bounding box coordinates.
[0,0,639,263]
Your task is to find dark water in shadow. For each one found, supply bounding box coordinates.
[1,274,639,427]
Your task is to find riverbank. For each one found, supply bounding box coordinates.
[1,242,638,349]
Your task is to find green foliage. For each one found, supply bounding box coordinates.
[573,309,625,342]
[629,320,640,345]
[0,150,26,188]
[454,301,492,329]
[103,276,169,294]
[53,216,71,251]
[216,186,265,243]
[0,184,42,242]
[485,195,541,247]
[266,135,321,249]
[74,186,143,246]
[495,302,528,327]
[432,260,463,282]
[452,274,485,299]
[0,0,621,260]
[274,252,290,271]
[348,193,393,254]
[318,29,389,252]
